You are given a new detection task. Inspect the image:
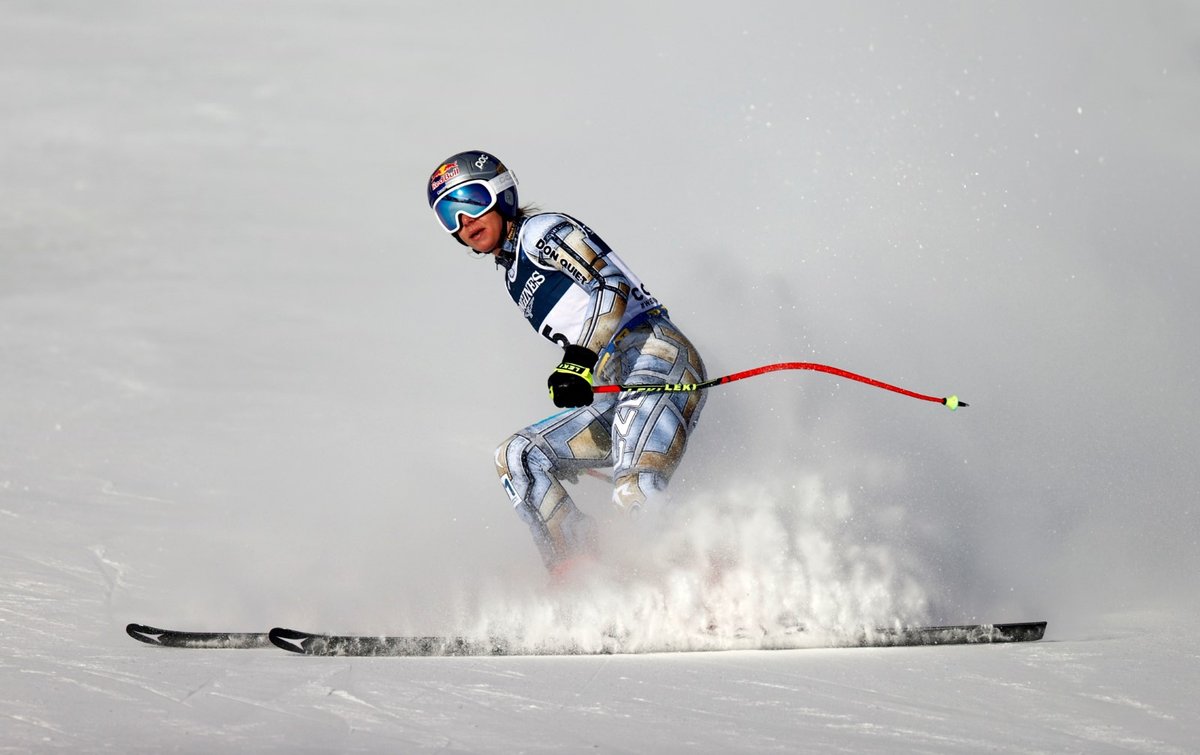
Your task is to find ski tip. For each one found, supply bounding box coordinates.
[997,621,1047,642]
[269,627,315,654]
[126,623,168,645]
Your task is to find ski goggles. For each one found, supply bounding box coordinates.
[431,173,517,234]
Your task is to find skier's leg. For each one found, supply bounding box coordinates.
[495,402,615,571]
[608,319,707,517]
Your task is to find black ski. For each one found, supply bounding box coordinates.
[268,621,1047,657]
[126,623,272,649]
[269,627,510,656]
[862,621,1047,646]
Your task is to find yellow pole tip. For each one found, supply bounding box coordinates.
[945,395,959,411]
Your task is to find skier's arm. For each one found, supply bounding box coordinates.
[534,219,629,354]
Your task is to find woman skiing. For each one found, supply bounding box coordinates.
[426,150,706,579]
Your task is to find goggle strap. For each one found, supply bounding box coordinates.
[491,171,517,193]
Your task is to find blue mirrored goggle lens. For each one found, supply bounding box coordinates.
[433,182,497,233]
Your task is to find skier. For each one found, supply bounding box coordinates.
[426,150,707,579]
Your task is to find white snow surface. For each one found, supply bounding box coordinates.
[3,1,1199,752]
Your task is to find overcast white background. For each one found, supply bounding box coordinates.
[2,1,1198,751]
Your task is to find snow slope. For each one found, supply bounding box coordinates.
[3,1,1199,751]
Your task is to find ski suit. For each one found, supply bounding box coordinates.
[493,212,706,572]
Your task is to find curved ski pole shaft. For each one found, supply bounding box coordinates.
[593,361,967,410]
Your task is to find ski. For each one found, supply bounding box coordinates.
[269,628,510,657]
[862,621,1047,646]
[267,621,1047,657]
[125,623,272,649]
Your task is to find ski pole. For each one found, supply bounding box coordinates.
[593,361,967,411]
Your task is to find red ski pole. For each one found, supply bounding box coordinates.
[593,361,966,410]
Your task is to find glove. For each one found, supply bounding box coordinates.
[547,345,598,408]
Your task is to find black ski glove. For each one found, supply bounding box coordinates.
[547,345,598,408]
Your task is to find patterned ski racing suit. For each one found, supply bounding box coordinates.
[493,213,706,572]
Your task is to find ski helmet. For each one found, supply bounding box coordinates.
[427,150,519,241]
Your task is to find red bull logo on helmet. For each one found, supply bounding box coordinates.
[429,161,461,193]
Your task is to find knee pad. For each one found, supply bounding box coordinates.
[613,469,669,518]
[495,432,562,521]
